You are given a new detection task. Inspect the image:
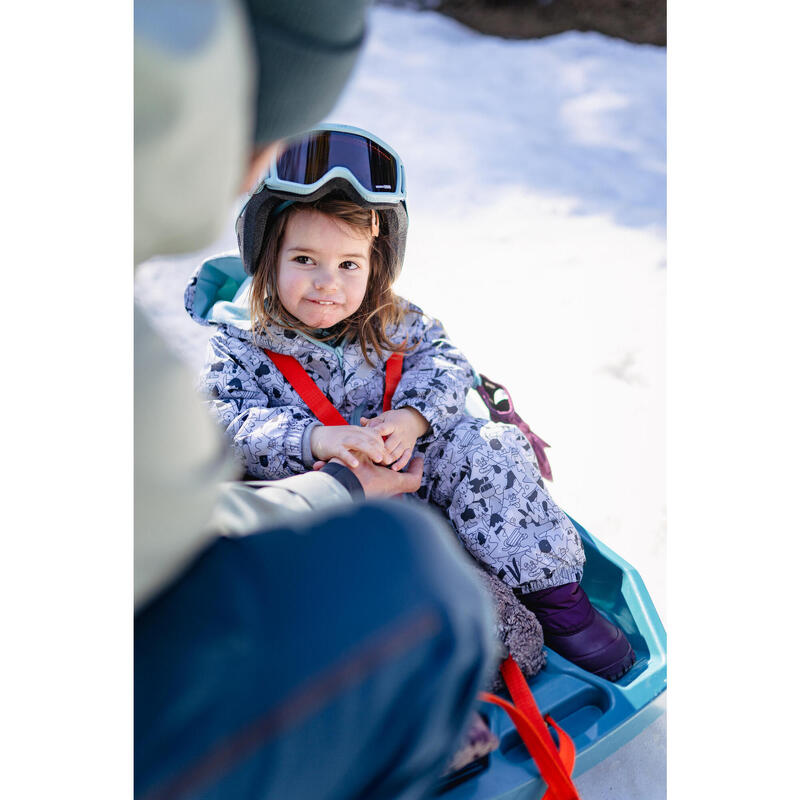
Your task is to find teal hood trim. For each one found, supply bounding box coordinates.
[187,254,254,331]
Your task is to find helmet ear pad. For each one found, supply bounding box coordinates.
[236,177,408,280]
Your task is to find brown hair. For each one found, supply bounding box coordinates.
[249,195,410,365]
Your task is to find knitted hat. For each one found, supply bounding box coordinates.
[241,0,371,145]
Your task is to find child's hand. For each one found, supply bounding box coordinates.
[360,408,430,471]
[310,424,389,469]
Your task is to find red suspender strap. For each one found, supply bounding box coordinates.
[263,349,404,425]
[480,657,580,800]
[264,350,348,426]
[383,352,404,412]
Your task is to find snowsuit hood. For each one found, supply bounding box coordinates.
[185,253,254,333]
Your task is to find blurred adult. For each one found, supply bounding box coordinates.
[134,1,495,797]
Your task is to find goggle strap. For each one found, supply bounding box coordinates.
[273,200,295,216]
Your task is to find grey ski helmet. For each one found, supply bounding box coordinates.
[236,124,408,280]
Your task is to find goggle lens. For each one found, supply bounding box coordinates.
[276,131,398,193]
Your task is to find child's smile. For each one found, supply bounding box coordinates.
[276,209,371,329]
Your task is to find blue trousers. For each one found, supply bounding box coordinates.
[135,500,495,799]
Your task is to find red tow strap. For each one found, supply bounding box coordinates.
[264,349,578,796]
[480,657,580,799]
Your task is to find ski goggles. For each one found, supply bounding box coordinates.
[261,124,406,205]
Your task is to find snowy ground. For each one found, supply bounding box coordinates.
[135,6,666,797]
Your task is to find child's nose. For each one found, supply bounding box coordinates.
[313,268,338,291]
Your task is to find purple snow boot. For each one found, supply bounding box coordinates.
[520,582,635,682]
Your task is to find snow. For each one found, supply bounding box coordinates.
[134,6,666,796]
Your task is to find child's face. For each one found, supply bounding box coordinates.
[276,208,371,329]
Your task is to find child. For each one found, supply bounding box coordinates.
[185,124,635,681]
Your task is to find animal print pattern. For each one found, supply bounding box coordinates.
[416,417,584,592]
[186,268,585,591]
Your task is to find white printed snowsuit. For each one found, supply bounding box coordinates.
[186,255,585,593]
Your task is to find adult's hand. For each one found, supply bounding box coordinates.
[313,455,424,498]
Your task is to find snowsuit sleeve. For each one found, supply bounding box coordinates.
[199,334,320,479]
[391,305,475,441]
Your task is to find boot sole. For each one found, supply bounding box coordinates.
[544,627,636,681]
[544,609,636,682]
[597,643,636,682]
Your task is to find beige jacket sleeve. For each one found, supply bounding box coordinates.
[208,473,353,538]
[135,307,239,609]
[135,308,354,609]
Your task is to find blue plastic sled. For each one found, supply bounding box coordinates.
[441,516,667,799]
